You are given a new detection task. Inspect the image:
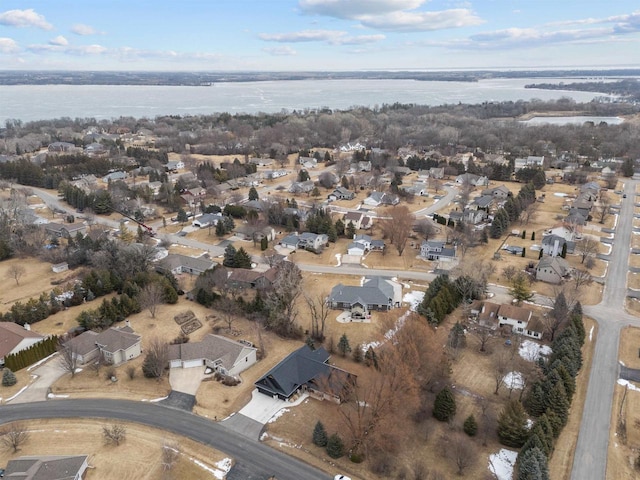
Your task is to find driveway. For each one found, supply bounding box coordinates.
[168,366,206,395]
[7,356,65,404]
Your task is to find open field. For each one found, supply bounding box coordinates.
[0,419,230,480]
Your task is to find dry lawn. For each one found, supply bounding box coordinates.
[0,368,35,403]
[607,384,640,479]
[619,326,640,370]
[0,419,231,480]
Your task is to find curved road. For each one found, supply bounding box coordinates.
[0,399,330,480]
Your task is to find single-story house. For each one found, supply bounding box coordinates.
[420,240,456,261]
[328,277,402,317]
[265,170,288,179]
[235,224,276,242]
[44,222,87,239]
[477,302,543,339]
[429,167,445,179]
[192,213,223,228]
[289,180,315,194]
[168,334,257,375]
[255,345,354,402]
[48,141,77,153]
[536,256,571,284]
[165,160,184,171]
[514,156,545,171]
[66,323,142,366]
[227,267,277,290]
[363,191,399,207]
[4,455,89,480]
[541,234,575,257]
[102,171,127,183]
[249,157,274,167]
[481,185,511,199]
[329,187,355,201]
[157,253,215,275]
[299,157,318,169]
[0,323,46,366]
[402,182,428,196]
[455,173,489,187]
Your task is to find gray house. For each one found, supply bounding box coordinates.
[329,187,355,201]
[157,253,215,275]
[536,256,571,284]
[420,241,456,261]
[328,277,401,317]
[541,234,575,257]
[168,334,257,375]
[279,232,328,251]
[4,455,89,480]
[66,324,142,366]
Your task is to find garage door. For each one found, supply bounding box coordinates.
[169,359,182,369]
[182,359,204,369]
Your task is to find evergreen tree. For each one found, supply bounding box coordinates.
[234,247,252,269]
[448,322,466,349]
[260,236,268,251]
[531,231,535,241]
[215,219,226,237]
[570,312,586,345]
[545,382,570,431]
[335,219,345,237]
[524,382,547,417]
[312,421,328,447]
[463,414,478,436]
[337,333,351,357]
[176,208,188,224]
[433,386,456,422]
[248,186,259,201]
[517,447,550,480]
[497,400,529,448]
[346,221,356,239]
[622,158,635,177]
[3,368,17,386]
[223,244,237,267]
[326,433,345,458]
[519,433,546,459]
[327,224,337,243]
[560,242,567,258]
[352,344,363,363]
[509,273,534,304]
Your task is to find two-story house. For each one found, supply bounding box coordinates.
[420,240,456,261]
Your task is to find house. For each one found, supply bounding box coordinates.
[4,455,89,480]
[165,160,184,172]
[356,160,372,172]
[168,334,257,375]
[279,233,301,250]
[299,156,318,169]
[227,267,278,290]
[536,256,571,284]
[52,262,69,273]
[235,224,276,242]
[347,241,367,256]
[329,187,355,201]
[328,277,402,317]
[102,171,127,183]
[481,185,511,199]
[289,180,315,194]
[48,141,77,153]
[343,211,370,230]
[420,241,456,261]
[471,195,494,210]
[541,234,575,257]
[85,142,107,157]
[255,345,354,402]
[278,232,328,251]
[565,208,588,226]
[0,323,46,366]
[44,223,87,239]
[66,323,142,366]
[192,213,223,228]
[461,208,488,225]
[514,155,545,171]
[455,173,489,187]
[429,167,445,179]
[249,157,274,167]
[401,182,428,196]
[545,226,577,242]
[157,253,215,275]
[265,170,287,179]
[477,302,543,339]
[363,191,399,207]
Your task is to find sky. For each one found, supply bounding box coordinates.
[0,1,639,71]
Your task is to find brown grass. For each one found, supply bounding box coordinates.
[607,384,640,480]
[0,419,230,480]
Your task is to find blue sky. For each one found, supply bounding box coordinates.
[0,1,639,70]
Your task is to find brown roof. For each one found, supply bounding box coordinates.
[497,304,533,323]
[527,316,545,333]
[344,211,363,222]
[0,322,44,358]
[477,302,501,327]
[228,269,262,284]
[168,334,255,370]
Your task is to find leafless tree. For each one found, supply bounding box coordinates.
[429,177,442,194]
[265,261,303,337]
[0,423,30,452]
[141,337,169,379]
[380,205,414,256]
[596,192,612,224]
[519,201,539,225]
[304,291,330,342]
[492,350,510,395]
[576,236,599,264]
[544,291,569,341]
[6,264,26,286]
[458,179,473,207]
[473,326,495,353]
[57,339,79,377]
[215,296,239,332]
[414,218,438,242]
[446,432,478,476]
[162,441,180,471]
[102,423,127,446]
[502,265,518,282]
[572,269,593,292]
[139,282,165,318]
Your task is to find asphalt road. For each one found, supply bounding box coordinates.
[0,399,331,480]
[572,180,640,480]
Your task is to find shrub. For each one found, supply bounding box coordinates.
[312,421,327,447]
[433,386,456,422]
[463,414,478,436]
[326,433,345,458]
[2,368,17,387]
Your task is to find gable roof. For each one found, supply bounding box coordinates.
[5,455,88,480]
[328,277,397,307]
[157,253,215,273]
[255,345,334,398]
[537,256,570,275]
[168,334,255,370]
[0,322,44,359]
[94,327,141,353]
[497,303,533,323]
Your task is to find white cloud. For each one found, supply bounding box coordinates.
[299,0,425,19]
[77,44,108,55]
[263,46,297,56]
[49,35,69,46]
[359,8,483,31]
[260,29,385,45]
[0,37,19,53]
[71,23,99,36]
[0,8,52,30]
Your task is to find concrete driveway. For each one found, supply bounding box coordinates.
[168,366,206,395]
[7,356,65,404]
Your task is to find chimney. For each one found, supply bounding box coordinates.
[125,319,131,329]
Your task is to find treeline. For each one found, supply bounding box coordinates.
[3,335,59,372]
[525,79,640,101]
[417,274,482,325]
[490,182,536,239]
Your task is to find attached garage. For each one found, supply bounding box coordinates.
[182,358,204,369]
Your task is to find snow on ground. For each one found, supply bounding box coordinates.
[488,448,518,480]
[268,408,289,423]
[47,393,69,399]
[213,458,232,479]
[141,396,168,402]
[334,254,341,266]
[5,386,29,402]
[27,352,58,371]
[519,340,552,362]
[362,310,411,352]
[403,290,425,311]
[618,379,640,392]
[189,456,231,479]
[589,326,594,342]
[503,372,524,390]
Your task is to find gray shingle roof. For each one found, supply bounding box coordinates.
[5,455,88,480]
[168,334,255,370]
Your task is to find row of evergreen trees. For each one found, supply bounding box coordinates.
[3,335,59,372]
[222,245,252,269]
[490,183,537,239]
[497,303,585,479]
[417,274,480,325]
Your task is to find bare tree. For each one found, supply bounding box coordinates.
[162,441,180,471]
[492,350,510,395]
[265,262,303,337]
[6,264,26,286]
[544,291,569,341]
[304,291,330,342]
[473,326,495,353]
[380,205,414,256]
[446,433,478,476]
[215,296,239,332]
[57,339,79,377]
[519,201,539,225]
[576,236,599,264]
[572,269,593,292]
[139,283,165,318]
[414,218,438,242]
[502,265,518,283]
[1,423,30,452]
[102,423,127,446]
[596,192,612,224]
[458,179,473,207]
[141,337,169,379]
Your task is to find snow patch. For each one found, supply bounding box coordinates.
[268,408,289,423]
[488,448,518,480]
[526,418,534,430]
[618,379,640,392]
[503,371,524,390]
[47,393,69,399]
[141,396,168,402]
[334,254,341,266]
[27,352,58,371]
[73,367,83,374]
[518,340,552,362]
[214,458,232,479]
[362,309,411,352]
[190,456,230,479]
[5,386,29,402]
[403,290,425,311]
[589,326,594,342]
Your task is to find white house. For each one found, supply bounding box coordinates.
[0,323,46,366]
[477,302,544,339]
[420,241,456,261]
[363,191,399,207]
[165,160,184,171]
[192,213,223,228]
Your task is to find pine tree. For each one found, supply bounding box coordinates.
[234,247,252,269]
[433,386,456,422]
[560,242,567,258]
[517,447,550,480]
[248,186,259,201]
[312,421,328,447]
[260,236,268,251]
[223,244,237,267]
[497,400,529,448]
[463,414,478,436]
[346,221,356,239]
[531,231,535,241]
[215,220,225,237]
[335,219,345,237]
[337,333,351,357]
[326,433,345,458]
[520,432,546,458]
[352,344,363,363]
[2,368,17,386]
[545,382,570,431]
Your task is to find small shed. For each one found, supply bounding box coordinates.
[52,262,69,273]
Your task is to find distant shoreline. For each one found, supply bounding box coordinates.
[1,69,639,86]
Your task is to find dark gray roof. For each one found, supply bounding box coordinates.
[157,253,215,273]
[328,277,395,307]
[5,455,87,480]
[473,195,494,208]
